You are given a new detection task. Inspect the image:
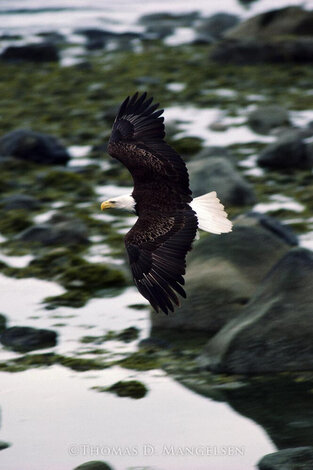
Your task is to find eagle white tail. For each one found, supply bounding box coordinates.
[190,191,232,235]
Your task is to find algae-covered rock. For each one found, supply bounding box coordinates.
[0,326,57,352]
[1,43,59,63]
[0,130,70,165]
[73,461,113,470]
[200,248,313,373]
[189,157,255,206]
[152,214,292,333]
[258,447,313,470]
[101,380,148,399]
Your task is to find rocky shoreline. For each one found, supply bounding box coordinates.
[1,4,313,470]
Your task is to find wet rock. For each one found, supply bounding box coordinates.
[144,25,174,40]
[152,214,292,333]
[225,7,313,40]
[195,13,240,43]
[195,146,233,159]
[0,194,41,211]
[37,31,65,45]
[243,212,298,246]
[210,38,313,65]
[73,462,113,470]
[0,326,57,352]
[0,130,70,165]
[248,106,290,135]
[0,314,7,334]
[189,157,255,206]
[258,447,313,470]
[117,327,139,343]
[134,76,162,86]
[0,441,10,451]
[200,248,313,373]
[17,219,89,246]
[1,43,59,63]
[257,132,312,170]
[139,11,199,28]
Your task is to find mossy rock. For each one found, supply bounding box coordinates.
[99,380,148,399]
[0,209,33,236]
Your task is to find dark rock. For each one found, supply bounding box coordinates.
[226,7,313,40]
[199,248,313,373]
[139,11,199,28]
[1,43,59,63]
[0,314,6,334]
[117,327,139,343]
[195,13,240,42]
[74,28,117,40]
[0,194,41,211]
[258,447,313,470]
[189,157,255,206]
[0,441,10,451]
[210,38,313,65]
[106,380,148,399]
[257,132,312,170]
[16,219,89,246]
[248,106,290,135]
[152,215,291,333]
[244,212,298,246]
[0,326,57,352]
[73,462,113,470]
[0,34,22,40]
[0,130,70,165]
[144,25,174,40]
[37,31,65,45]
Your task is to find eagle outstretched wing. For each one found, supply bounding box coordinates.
[107,92,198,314]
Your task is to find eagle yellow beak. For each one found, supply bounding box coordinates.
[101,200,113,210]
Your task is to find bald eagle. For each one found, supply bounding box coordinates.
[101,92,232,314]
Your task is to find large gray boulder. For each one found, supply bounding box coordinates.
[195,13,240,43]
[257,132,313,169]
[248,106,290,135]
[0,130,70,165]
[151,214,294,333]
[16,219,89,246]
[226,7,313,40]
[258,447,313,470]
[210,38,313,65]
[199,248,313,373]
[189,157,255,206]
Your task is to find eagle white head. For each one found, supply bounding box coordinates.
[101,194,136,212]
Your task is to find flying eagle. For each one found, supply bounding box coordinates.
[101,92,232,314]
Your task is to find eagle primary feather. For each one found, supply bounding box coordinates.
[107,92,198,314]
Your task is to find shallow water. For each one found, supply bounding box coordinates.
[0,275,276,470]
